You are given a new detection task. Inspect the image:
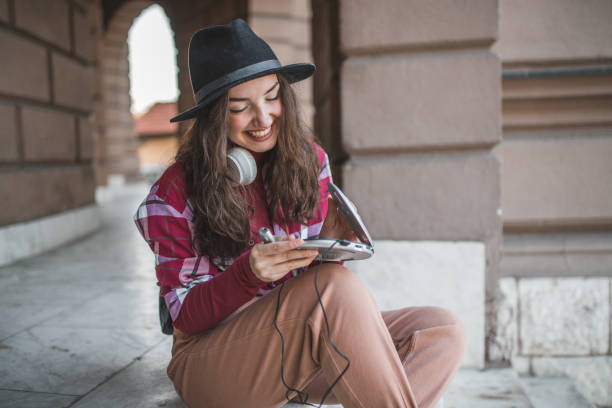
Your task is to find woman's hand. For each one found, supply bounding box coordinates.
[319,197,358,242]
[249,235,319,282]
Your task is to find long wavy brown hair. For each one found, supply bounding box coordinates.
[175,75,320,259]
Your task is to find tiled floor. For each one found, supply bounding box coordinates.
[0,184,591,408]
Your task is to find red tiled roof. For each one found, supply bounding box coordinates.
[134,102,178,136]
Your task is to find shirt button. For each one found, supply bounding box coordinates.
[249,239,254,246]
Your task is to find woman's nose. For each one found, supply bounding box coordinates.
[252,104,273,128]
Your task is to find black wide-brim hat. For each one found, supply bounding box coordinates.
[170,18,315,122]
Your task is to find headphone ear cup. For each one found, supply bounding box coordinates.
[227,147,257,185]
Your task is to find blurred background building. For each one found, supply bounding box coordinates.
[0,0,610,405]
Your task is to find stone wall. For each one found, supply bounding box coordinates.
[164,0,248,139]
[97,0,152,186]
[491,0,612,404]
[318,0,502,368]
[0,0,97,226]
[249,0,314,128]
[494,277,611,405]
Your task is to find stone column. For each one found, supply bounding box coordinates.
[249,0,314,128]
[492,0,612,404]
[163,0,248,139]
[99,0,153,185]
[330,0,501,368]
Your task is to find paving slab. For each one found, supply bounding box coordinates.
[71,337,184,408]
[518,376,594,408]
[444,368,533,408]
[0,326,161,395]
[0,390,77,408]
[38,280,160,331]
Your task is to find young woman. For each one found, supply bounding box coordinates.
[135,19,465,408]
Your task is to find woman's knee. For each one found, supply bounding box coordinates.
[428,307,466,361]
[309,263,374,305]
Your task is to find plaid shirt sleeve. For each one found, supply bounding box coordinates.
[133,163,265,334]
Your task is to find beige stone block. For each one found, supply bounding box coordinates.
[250,0,310,18]
[251,15,294,40]
[102,73,130,89]
[501,231,612,277]
[105,141,133,158]
[300,103,314,129]
[0,103,18,162]
[21,107,76,161]
[499,132,612,226]
[52,53,93,111]
[15,0,70,50]
[266,40,293,65]
[289,19,310,47]
[342,152,500,240]
[249,0,293,16]
[0,165,95,226]
[252,15,310,47]
[503,96,612,128]
[0,0,8,22]
[78,116,93,160]
[291,46,312,65]
[503,74,612,99]
[511,356,530,375]
[519,278,609,355]
[74,8,92,61]
[290,0,311,19]
[103,108,133,125]
[342,52,501,152]
[291,76,312,103]
[531,356,612,406]
[101,48,128,68]
[349,240,486,368]
[502,250,612,278]
[0,30,49,101]
[495,0,612,63]
[489,277,518,362]
[341,0,498,52]
[0,203,100,267]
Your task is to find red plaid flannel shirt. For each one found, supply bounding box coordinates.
[134,143,332,334]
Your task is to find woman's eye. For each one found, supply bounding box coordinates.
[229,106,247,114]
[266,93,280,101]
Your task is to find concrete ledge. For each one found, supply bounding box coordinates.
[0,204,101,267]
[348,240,485,368]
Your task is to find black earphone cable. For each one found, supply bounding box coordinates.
[273,241,350,407]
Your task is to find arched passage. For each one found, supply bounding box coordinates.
[98,0,175,186]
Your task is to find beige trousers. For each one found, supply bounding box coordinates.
[167,263,466,408]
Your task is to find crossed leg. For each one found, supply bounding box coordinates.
[300,306,466,408]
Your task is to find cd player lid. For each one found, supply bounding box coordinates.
[327,182,374,248]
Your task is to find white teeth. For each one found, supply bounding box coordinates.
[247,127,271,138]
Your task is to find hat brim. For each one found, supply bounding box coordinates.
[170,62,315,123]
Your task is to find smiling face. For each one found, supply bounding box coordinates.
[227,74,282,153]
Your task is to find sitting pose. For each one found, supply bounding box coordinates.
[134,18,465,408]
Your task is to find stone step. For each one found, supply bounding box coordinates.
[444,368,533,407]
[283,368,535,408]
[518,376,595,408]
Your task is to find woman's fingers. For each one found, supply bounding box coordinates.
[249,236,318,282]
[265,252,319,277]
[260,248,319,269]
[250,236,319,282]
[257,235,303,255]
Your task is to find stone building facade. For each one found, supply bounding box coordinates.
[491,0,612,404]
[0,0,610,404]
[0,0,100,265]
